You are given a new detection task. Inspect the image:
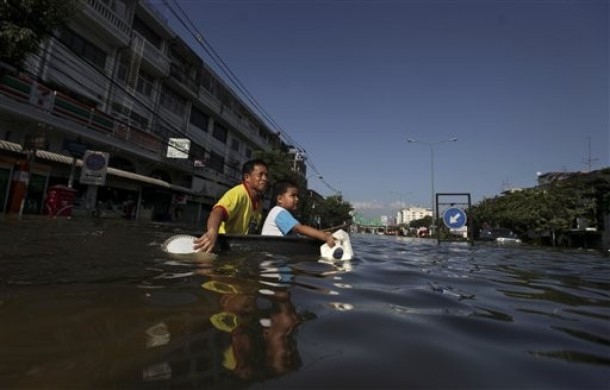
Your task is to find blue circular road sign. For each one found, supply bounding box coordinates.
[443,207,467,229]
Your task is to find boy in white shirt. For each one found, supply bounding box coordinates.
[262,180,336,247]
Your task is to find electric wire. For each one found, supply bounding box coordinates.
[5,0,341,194]
[162,0,304,152]
[3,1,197,154]
[158,0,340,194]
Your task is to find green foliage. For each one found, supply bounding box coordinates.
[469,168,610,242]
[254,149,302,186]
[409,215,432,229]
[254,149,354,229]
[0,0,79,68]
[315,194,354,229]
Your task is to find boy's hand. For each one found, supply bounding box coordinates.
[324,232,336,247]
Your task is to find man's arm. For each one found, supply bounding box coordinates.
[194,207,227,252]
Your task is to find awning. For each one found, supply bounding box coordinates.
[37,149,80,166]
[107,167,170,188]
[0,140,200,195]
[0,140,24,153]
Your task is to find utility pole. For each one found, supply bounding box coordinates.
[583,136,598,171]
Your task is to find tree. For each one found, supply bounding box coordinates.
[254,149,301,187]
[468,168,610,245]
[254,149,354,229]
[0,0,79,69]
[315,194,353,229]
[409,215,432,229]
[255,149,316,222]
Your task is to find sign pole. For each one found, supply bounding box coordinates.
[68,157,77,188]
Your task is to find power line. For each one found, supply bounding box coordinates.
[13,46,241,177]
[2,1,344,196]
[157,0,341,194]
[161,0,303,151]
[3,1,196,155]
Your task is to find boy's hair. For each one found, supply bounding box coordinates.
[272,180,299,202]
[242,159,268,177]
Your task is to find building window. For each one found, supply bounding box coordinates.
[58,28,107,70]
[136,70,154,97]
[129,110,149,130]
[117,57,154,97]
[153,125,173,139]
[230,138,240,152]
[245,148,253,159]
[213,123,227,143]
[191,143,207,167]
[159,85,186,117]
[209,151,224,173]
[111,102,149,129]
[200,66,213,92]
[227,160,240,180]
[117,58,128,82]
[132,16,162,49]
[190,107,209,131]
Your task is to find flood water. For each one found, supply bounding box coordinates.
[1,216,608,389]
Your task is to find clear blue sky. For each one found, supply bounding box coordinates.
[154,0,608,218]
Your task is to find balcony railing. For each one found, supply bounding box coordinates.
[82,0,130,45]
[131,32,170,76]
[169,64,199,97]
[0,74,163,155]
[198,86,270,150]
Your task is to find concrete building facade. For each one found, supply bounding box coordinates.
[0,0,295,225]
[396,206,432,226]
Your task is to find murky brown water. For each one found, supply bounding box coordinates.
[1,216,608,389]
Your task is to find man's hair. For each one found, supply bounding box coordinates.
[242,159,268,177]
[272,180,299,202]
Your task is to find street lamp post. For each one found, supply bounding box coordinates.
[406,137,458,235]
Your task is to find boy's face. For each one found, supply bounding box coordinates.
[277,186,299,211]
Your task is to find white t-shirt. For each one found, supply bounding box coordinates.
[261,206,299,236]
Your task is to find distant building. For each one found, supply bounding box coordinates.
[536,171,593,187]
[501,188,524,195]
[380,215,391,226]
[396,206,432,226]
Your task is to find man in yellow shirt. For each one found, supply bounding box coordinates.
[194,159,269,253]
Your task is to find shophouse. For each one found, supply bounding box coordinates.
[0,0,293,225]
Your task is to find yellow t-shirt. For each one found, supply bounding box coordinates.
[214,183,263,234]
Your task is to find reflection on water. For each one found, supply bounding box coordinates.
[197,268,302,381]
[0,216,609,389]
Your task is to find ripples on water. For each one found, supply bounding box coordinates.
[0,217,608,389]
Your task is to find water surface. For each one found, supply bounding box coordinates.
[0,217,608,389]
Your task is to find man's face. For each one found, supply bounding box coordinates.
[245,164,269,194]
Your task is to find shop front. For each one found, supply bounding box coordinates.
[0,140,212,225]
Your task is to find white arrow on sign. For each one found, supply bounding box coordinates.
[449,213,461,224]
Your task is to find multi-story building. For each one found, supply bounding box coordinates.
[0,0,296,225]
[396,206,432,226]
